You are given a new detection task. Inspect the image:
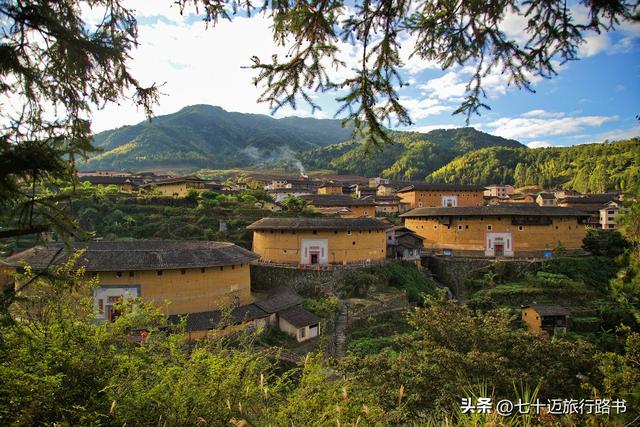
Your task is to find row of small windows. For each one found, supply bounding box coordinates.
[411,224,574,231]
[105,264,244,278]
[267,230,383,235]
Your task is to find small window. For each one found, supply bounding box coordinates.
[312,230,317,235]
[116,271,123,277]
[487,225,492,230]
[555,226,559,230]
[220,266,224,271]
[201,267,206,273]
[232,265,235,270]
[181,269,186,275]
[157,270,163,276]
[129,271,134,277]
[458,225,463,230]
[465,225,469,229]
[347,230,352,235]
[299,328,306,339]
[518,226,524,231]
[352,241,356,245]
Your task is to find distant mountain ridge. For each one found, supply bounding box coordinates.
[81,105,639,193]
[81,105,355,171]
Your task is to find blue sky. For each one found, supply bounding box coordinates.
[89,1,640,148]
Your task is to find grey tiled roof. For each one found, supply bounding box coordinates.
[401,205,588,218]
[397,183,486,193]
[523,304,570,316]
[247,217,393,231]
[3,241,258,271]
[253,287,303,314]
[167,303,269,331]
[303,195,376,206]
[279,305,321,327]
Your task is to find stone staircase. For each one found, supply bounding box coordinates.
[334,302,348,357]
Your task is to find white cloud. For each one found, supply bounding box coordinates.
[527,140,552,148]
[408,124,457,133]
[399,33,441,75]
[483,111,617,139]
[579,124,640,144]
[521,110,565,119]
[418,70,468,100]
[88,6,361,132]
[399,97,452,119]
[579,32,611,58]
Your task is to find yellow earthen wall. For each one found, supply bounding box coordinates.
[318,186,343,195]
[398,190,484,209]
[94,264,252,315]
[156,183,188,197]
[522,307,542,333]
[403,216,585,253]
[252,230,387,264]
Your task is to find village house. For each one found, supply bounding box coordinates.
[557,193,622,228]
[247,217,392,266]
[317,182,344,195]
[4,241,258,320]
[386,226,424,262]
[266,188,314,203]
[484,184,515,198]
[397,183,486,209]
[376,183,398,196]
[354,184,377,198]
[521,304,570,335]
[78,175,138,192]
[536,192,557,206]
[77,170,133,177]
[505,194,537,203]
[401,205,588,257]
[139,175,209,197]
[167,286,320,341]
[599,201,621,229]
[368,195,403,215]
[303,194,377,218]
[514,185,544,195]
[254,287,321,342]
[553,189,581,199]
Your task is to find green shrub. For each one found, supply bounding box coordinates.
[347,336,396,355]
[303,296,339,318]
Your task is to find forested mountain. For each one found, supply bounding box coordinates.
[301,127,525,179]
[81,105,354,171]
[425,138,640,192]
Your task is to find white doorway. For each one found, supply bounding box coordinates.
[442,195,458,207]
[485,232,513,257]
[300,239,329,265]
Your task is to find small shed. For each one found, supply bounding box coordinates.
[278,305,321,342]
[522,304,570,335]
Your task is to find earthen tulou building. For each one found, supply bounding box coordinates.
[5,240,258,320]
[401,205,588,257]
[247,217,392,266]
[396,183,486,209]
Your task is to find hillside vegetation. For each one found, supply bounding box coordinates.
[426,138,640,191]
[302,127,524,179]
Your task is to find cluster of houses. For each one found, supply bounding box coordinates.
[5,169,622,340]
